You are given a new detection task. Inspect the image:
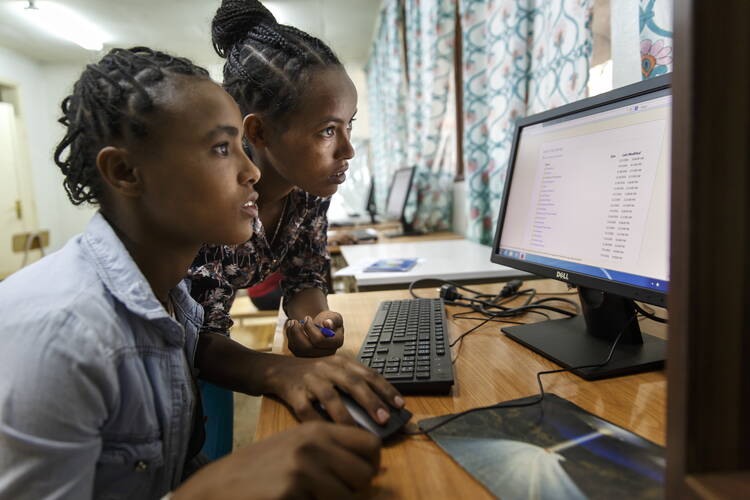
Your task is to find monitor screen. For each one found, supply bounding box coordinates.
[386,167,415,220]
[489,75,671,380]
[493,80,671,305]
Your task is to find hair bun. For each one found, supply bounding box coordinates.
[212,0,278,58]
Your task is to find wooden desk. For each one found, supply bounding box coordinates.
[254,280,667,499]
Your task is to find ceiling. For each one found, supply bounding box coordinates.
[0,0,382,69]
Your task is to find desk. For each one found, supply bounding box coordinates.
[254,280,667,499]
[335,238,531,291]
[327,228,460,256]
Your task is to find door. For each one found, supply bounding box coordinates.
[0,101,32,277]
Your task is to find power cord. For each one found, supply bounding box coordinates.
[633,302,668,324]
[402,313,637,436]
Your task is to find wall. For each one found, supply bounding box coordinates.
[344,63,370,140]
[0,47,95,253]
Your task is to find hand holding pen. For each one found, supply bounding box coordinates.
[300,319,336,337]
[285,312,345,357]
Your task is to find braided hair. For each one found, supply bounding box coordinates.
[211,0,342,123]
[54,47,210,206]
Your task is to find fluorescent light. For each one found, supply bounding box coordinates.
[10,1,108,51]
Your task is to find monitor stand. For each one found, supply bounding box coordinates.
[501,287,666,380]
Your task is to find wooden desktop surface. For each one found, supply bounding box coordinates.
[253,280,667,499]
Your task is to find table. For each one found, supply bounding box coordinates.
[253,280,667,499]
[335,238,531,291]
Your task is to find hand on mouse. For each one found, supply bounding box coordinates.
[172,422,380,500]
[285,310,344,357]
[263,353,405,427]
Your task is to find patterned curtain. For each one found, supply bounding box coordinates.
[403,0,456,232]
[460,0,593,244]
[366,0,409,217]
[639,0,673,79]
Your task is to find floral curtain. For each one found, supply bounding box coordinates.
[366,0,409,218]
[403,0,457,232]
[367,0,456,232]
[639,0,673,79]
[460,0,593,244]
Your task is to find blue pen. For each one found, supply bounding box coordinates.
[300,320,336,338]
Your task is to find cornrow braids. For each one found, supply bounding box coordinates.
[212,0,342,123]
[54,47,210,206]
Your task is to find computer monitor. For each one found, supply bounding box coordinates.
[490,74,671,380]
[365,178,378,224]
[384,166,422,237]
[328,177,378,227]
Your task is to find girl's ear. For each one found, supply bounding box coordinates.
[243,113,268,149]
[96,146,144,198]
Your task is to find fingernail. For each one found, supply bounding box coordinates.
[394,395,405,408]
[376,408,390,424]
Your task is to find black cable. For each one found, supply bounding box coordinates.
[633,302,668,324]
[409,277,579,319]
[403,313,637,436]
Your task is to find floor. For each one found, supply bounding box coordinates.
[227,293,278,450]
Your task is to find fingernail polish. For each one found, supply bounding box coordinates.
[376,408,390,424]
[394,396,405,408]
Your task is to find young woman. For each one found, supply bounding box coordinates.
[0,47,402,499]
[189,0,359,357]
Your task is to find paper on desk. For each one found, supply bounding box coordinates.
[334,257,424,277]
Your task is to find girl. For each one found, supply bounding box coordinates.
[0,47,402,499]
[189,0,359,357]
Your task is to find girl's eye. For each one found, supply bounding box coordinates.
[322,126,336,138]
[347,118,356,131]
[213,143,229,156]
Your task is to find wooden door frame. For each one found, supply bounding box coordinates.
[667,1,750,497]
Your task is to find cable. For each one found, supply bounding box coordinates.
[633,302,668,324]
[406,277,580,360]
[403,313,638,436]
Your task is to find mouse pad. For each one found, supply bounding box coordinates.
[419,394,664,500]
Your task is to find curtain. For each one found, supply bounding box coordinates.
[367,0,456,232]
[460,0,593,244]
[403,0,457,232]
[639,0,673,79]
[366,0,409,218]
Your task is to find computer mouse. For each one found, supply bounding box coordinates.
[312,390,412,440]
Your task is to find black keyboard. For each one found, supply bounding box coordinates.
[356,298,454,394]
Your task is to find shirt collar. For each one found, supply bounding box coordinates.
[82,212,203,338]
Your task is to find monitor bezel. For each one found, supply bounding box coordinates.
[490,74,671,307]
[385,166,417,222]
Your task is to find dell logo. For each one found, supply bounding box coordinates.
[556,271,569,281]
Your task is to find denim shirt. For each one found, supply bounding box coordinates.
[0,213,203,500]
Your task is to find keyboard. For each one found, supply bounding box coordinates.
[356,298,454,394]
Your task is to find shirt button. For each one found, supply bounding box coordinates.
[135,461,149,472]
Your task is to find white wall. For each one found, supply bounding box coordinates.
[344,63,370,140]
[0,47,95,252]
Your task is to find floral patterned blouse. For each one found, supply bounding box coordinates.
[188,188,330,335]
